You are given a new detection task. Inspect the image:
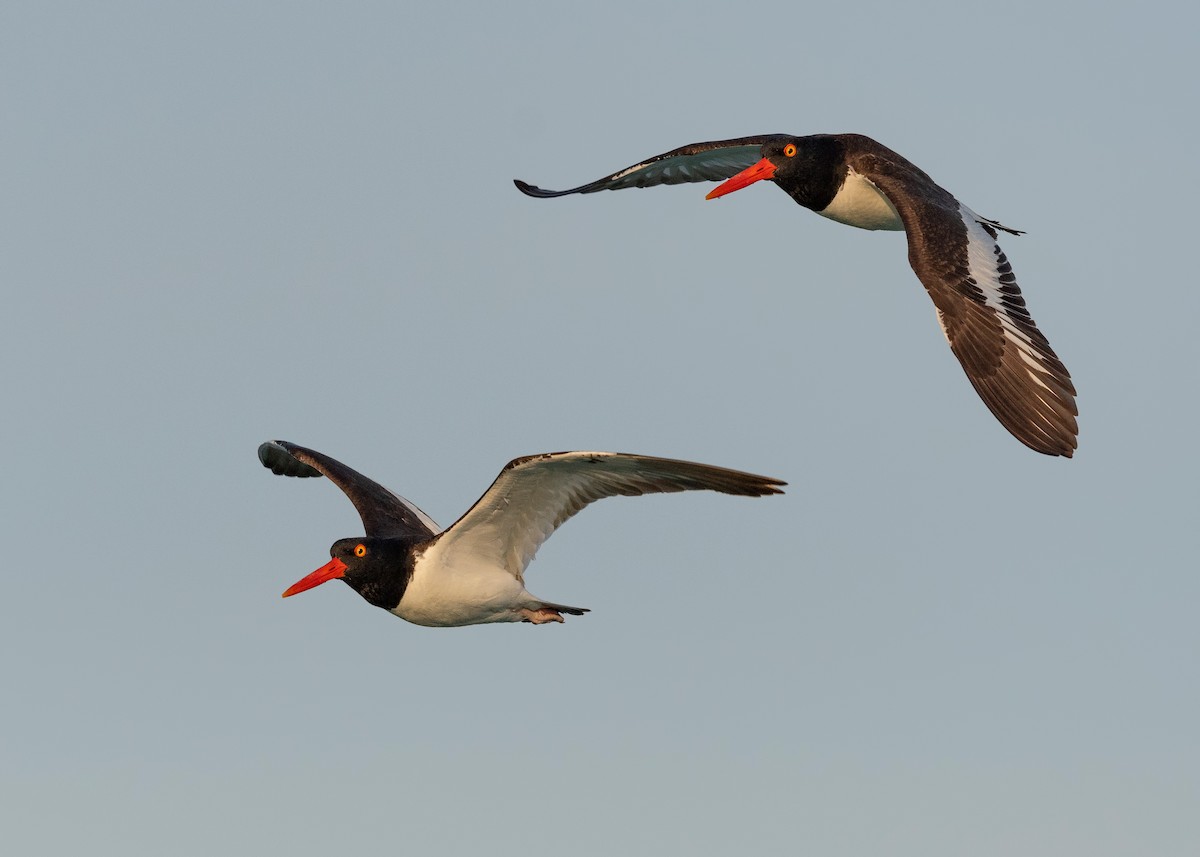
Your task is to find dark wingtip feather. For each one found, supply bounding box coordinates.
[258,440,323,478]
[514,177,609,198]
[1014,428,1076,458]
[514,179,570,198]
[739,480,787,497]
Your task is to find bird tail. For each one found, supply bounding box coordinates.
[539,600,589,616]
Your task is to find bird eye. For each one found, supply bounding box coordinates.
[783,144,797,158]
[354,544,367,557]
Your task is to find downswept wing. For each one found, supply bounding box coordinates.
[425,451,785,582]
[850,152,1078,457]
[258,440,441,539]
[514,136,785,197]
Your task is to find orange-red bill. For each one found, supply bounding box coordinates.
[282,557,348,598]
[706,158,778,200]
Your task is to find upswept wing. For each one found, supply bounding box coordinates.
[426,451,785,582]
[852,153,1078,457]
[514,136,784,197]
[258,440,441,539]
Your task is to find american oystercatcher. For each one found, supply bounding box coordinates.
[259,440,785,627]
[516,134,1077,457]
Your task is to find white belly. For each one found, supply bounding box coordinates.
[393,548,533,627]
[817,169,903,231]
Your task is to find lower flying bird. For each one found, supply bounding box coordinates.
[516,133,1077,457]
[259,440,785,627]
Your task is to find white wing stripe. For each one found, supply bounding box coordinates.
[424,451,783,584]
[959,205,1051,382]
[610,162,651,181]
[387,489,442,534]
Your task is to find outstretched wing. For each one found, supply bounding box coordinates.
[258,440,441,539]
[423,451,785,583]
[851,152,1078,457]
[514,136,784,197]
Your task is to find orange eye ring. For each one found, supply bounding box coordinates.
[783,143,797,158]
[354,544,367,557]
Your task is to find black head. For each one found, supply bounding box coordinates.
[281,536,417,610]
[707,135,846,212]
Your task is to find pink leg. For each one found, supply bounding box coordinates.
[519,607,565,624]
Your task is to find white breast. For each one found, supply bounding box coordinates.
[393,545,530,627]
[817,169,903,231]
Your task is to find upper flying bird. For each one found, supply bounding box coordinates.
[516,133,1078,457]
[259,440,785,627]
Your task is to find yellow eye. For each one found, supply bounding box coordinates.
[783,144,797,158]
[354,544,367,557]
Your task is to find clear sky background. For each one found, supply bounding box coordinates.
[3,2,1197,855]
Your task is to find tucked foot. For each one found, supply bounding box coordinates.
[519,607,566,624]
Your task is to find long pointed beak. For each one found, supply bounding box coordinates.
[706,158,778,200]
[282,557,348,598]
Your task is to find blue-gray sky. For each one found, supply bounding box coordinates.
[3,2,1197,855]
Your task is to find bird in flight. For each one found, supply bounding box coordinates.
[259,440,785,627]
[516,133,1077,457]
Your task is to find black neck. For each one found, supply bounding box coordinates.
[342,539,420,610]
[777,135,847,212]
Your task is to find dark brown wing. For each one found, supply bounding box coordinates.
[514,136,786,197]
[849,148,1078,457]
[258,440,440,539]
